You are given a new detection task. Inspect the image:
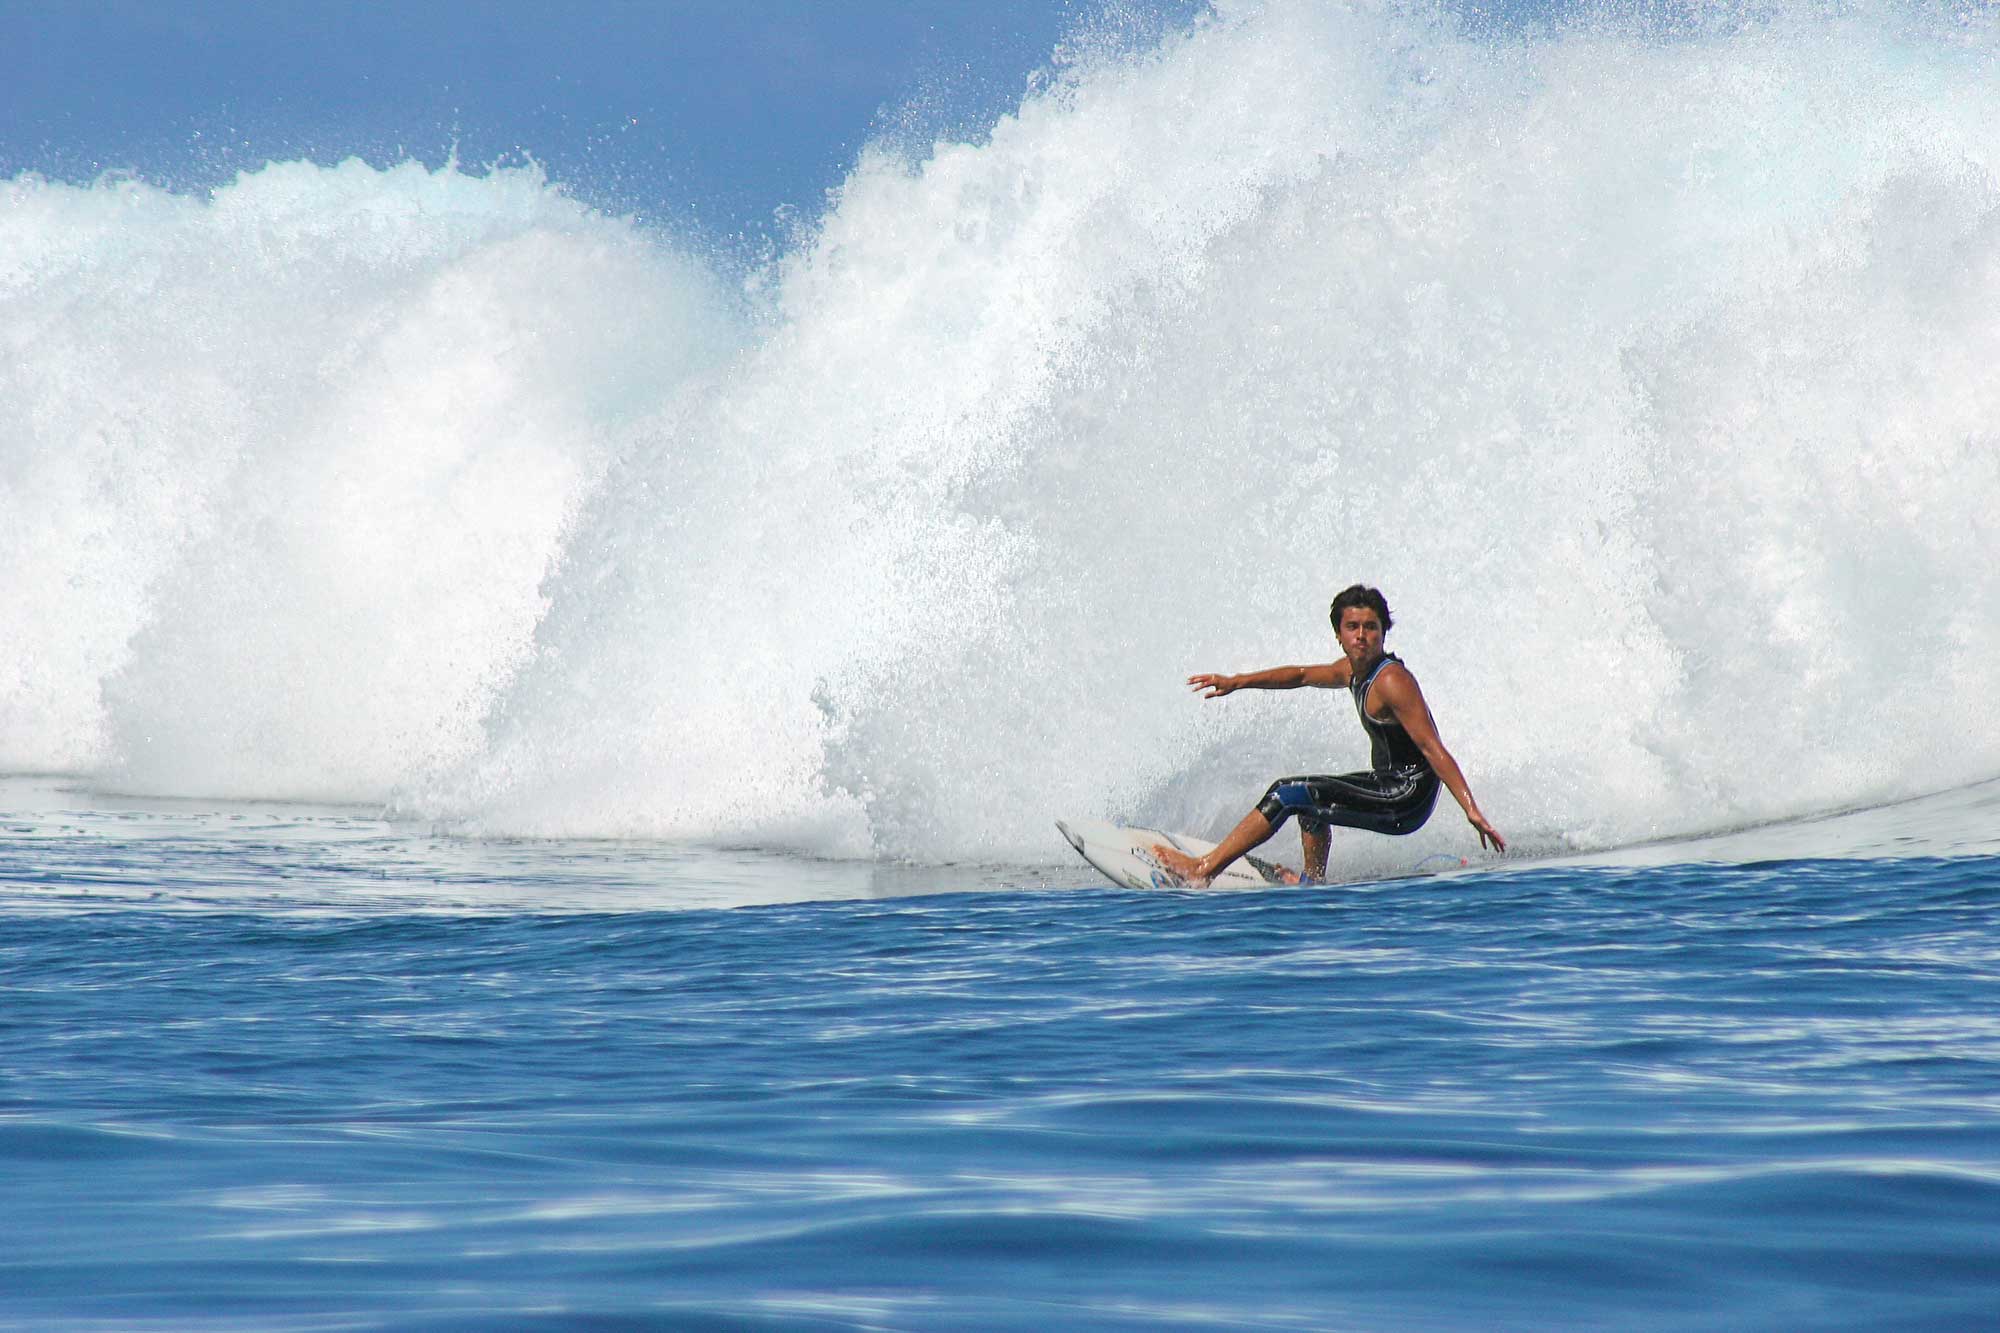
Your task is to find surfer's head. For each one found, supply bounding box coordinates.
[1329,584,1392,635]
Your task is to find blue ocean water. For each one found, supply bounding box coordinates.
[5,781,1999,1330]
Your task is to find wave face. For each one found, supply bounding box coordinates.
[5,1,1999,864]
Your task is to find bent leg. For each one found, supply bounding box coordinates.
[1180,769,1439,888]
[1287,768,1441,838]
[1152,808,1278,888]
[1299,819,1330,883]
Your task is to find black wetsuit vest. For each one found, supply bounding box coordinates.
[1253,651,1441,837]
[1351,652,1430,773]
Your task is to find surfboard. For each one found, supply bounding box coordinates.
[1055,817,1298,890]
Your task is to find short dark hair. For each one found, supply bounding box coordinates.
[1329,584,1393,633]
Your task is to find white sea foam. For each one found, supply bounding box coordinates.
[4,2,1998,867]
[2,158,739,799]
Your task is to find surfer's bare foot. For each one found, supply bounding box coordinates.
[1150,843,1211,888]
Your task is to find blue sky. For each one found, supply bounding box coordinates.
[2,1,1204,243]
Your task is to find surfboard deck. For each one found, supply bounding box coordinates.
[1055,817,1297,890]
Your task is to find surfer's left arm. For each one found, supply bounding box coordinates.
[1374,667,1506,854]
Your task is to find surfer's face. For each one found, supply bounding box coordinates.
[1336,607,1384,665]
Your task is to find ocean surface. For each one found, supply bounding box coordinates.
[8,0,2000,1326]
[5,777,2000,1331]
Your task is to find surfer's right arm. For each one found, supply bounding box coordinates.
[1188,662,1349,697]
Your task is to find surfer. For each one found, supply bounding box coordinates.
[1152,584,1504,887]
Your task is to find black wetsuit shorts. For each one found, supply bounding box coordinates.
[1255,765,1440,837]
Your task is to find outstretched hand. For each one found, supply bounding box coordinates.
[1468,812,1506,854]
[1187,673,1238,699]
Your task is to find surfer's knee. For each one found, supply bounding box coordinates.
[1256,780,1309,828]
